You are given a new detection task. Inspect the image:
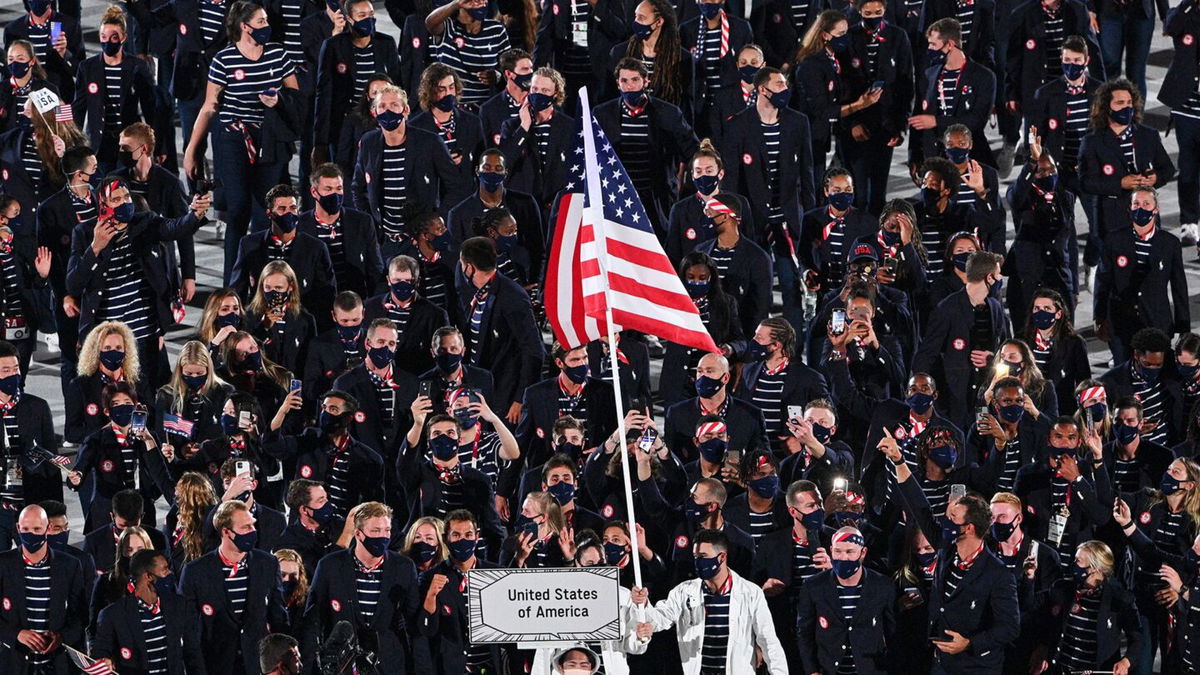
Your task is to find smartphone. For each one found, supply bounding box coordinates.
[289,378,302,394]
[950,483,966,504]
[870,80,885,91]
[786,405,804,424]
[976,406,989,423]
[238,410,252,429]
[419,380,434,399]
[929,626,952,642]
[50,22,62,43]
[1084,406,1094,429]
[130,406,147,435]
[638,427,658,454]
[882,255,897,272]
[831,308,847,336]
[833,477,848,492]
[726,449,742,465]
[235,460,251,477]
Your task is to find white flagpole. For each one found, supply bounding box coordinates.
[577,87,644,591]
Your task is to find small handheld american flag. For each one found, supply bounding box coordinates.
[54,103,73,122]
[162,413,195,439]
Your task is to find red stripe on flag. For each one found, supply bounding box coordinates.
[609,308,718,352]
[605,237,680,276]
[606,273,705,314]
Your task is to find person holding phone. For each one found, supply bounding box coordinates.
[797,169,877,297]
[882,433,1020,672]
[207,458,287,552]
[67,382,174,532]
[736,317,831,455]
[2,0,84,87]
[242,259,319,376]
[416,326,496,418]
[694,193,773,339]
[842,0,914,214]
[302,291,366,402]
[664,352,769,464]
[967,377,1052,493]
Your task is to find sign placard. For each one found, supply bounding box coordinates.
[29,88,60,114]
[466,567,620,644]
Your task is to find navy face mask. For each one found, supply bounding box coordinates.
[1110,105,1135,126]
[1131,208,1155,227]
[109,404,135,427]
[694,174,719,195]
[318,192,343,215]
[182,374,207,391]
[436,351,463,374]
[698,2,722,18]
[1161,472,1185,496]
[412,541,438,563]
[945,146,970,164]
[377,110,404,131]
[906,392,934,415]
[99,349,125,371]
[429,434,460,461]
[495,232,515,254]
[246,24,273,46]
[231,529,258,552]
[1114,422,1139,445]
[800,508,825,533]
[1062,62,1086,81]
[928,444,957,470]
[7,61,29,79]
[827,192,854,212]
[360,534,389,557]
[697,438,726,463]
[738,65,759,84]
[547,480,576,505]
[221,414,241,436]
[990,519,1017,542]
[811,422,832,445]
[749,474,780,499]
[217,312,242,329]
[952,251,972,272]
[767,88,791,109]
[998,404,1025,424]
[335,323,361,343]
[478,171,505,192]
[527,92,554,112]
[101,40,123,57]
[18,531,46,553]
[390,280,416,302]
[1030,310,1056,330]
[831,558,860,579]
[694,554,722,580]
[620,89,648,108]
[695,375,724,398]
[448,538,477,561]
[685,280,709,298]
[434,94,456,112]
[367,345,394,369]
[561,363,588,384]
[603,542,627,565]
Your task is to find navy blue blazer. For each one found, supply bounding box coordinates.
[313,32,403,148]
[362,293,451,377]
[301,548,421,675]
[230,229,336,310]
[266,427,388,507]
[1094,227,1190,345]
[71,54,156,153]
[446,187,546,273]
[1162,0,1200,110]
[844,20,915,140]
[1005,0,1101,105]
[332,363,418,464]
[297,207,385,303]
[694,236,774,337]
[352,126,464,222]
[0,548,87,675]
[534,0,631,83]
[418,559,502,675]
[663,395,770,462]
[515,375,619,470]
[93,592,205,675]
[0,126,64,218]
[912,60,996,166]
[499,109,576,206]
[453,272,545,411]
[1077,124,1175,236]
[796,569,897,675]
[664,190,756,264]
[409,107,487,210]
[179,548,288,674]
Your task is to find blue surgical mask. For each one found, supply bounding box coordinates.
[547,481,576,505]
[390,280,416,302]
[109,404,135,427]
[697,438,726,463]
[749,474,780,499]
[318,192,343,215]
[768,88,791,110]
[436,351,463,375]
[527,92,554,112]
[112,201,136,223]
[359,534,389,557]
[335,323,361,343]
[1161,472,1185,496]
[478,171,505,192]
[831,558,860,579]
[1062,62,1086,81]
[695,375,724,398]
[448,538,477,561]
[685,280,709,298]
[929,444,957,470]
[367,345,394,369]
[1110,105,1135,126]
[99,350,125,371]
[828,192,854,212]
[182,374,207,391]
[434,94,457,112]
[232,529,259,552]
[1114,422,1139,445]
[377,110,404,131]
[562,363,588,384]
[632,20,655,41]
[694,554,722,580]
[7,61,29,79]
[620,89,647,108]
[429,434,460,461]
[906,392,934,415]
[352,17,376,35]
[1031,309,1056,330]
[945,146,970,164]
[19,531,46,553]
[247,24,273,46]
[272,212,299,234]
[412,540,438,563]
[999,404,1025,424]
[694,174,719,196]
[603,542,627,565]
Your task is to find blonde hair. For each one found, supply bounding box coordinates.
[371,84,409,112]
[77,321,140,384]
[247,261,302,320]
[532,67,566,105]
[175,472,218,563]
[219,331,292,390]
[354,501,393,529]
[990,340,1048,399]
[274,549,310,606]
[165,341,224,414]
[197,288,242,344]
[989,491,1022,511]
[525,491,566,535]
[1150,458,1200,528]
[213,499,250,534]
[1073,378,1112,437]
[1075,540,1115,577]
[403,516,448,565]
[796,10,848,62]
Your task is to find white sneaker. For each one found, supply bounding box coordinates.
[1181,223,1198,246]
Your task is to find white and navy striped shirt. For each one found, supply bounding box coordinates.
[100,234,157,340]
[697,19,724,101]
[438,19,510,104]
[1118,125,1136,172]
[1042,8,1064,83]
[1132,364,1169,445]
[221,556,250,619]
[380,142,409,238]
[1063,84,1090,166]
[700,578,732,672]
[139,599,169,675]
[25,555,52,667]
[418,252,451,312]
[792,536,818,587]
[997,437,1021,493]
[353,44,376,100]
[314,218,349,287]
[208,44,295,126]
[355,556,383,622]
[1056,591,1099,670]
[198,0,226,47]
[278,0,305,70]
[747,508,778,540]
[835,581,861,673]
[327,442,354,514]
[619,104,654,194]
[21,133,42,188]
[750,363,787,438]
[104,62,124,130]
[955,2,975,50]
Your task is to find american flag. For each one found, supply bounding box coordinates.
[162,413,195,439]
[54,103,72,122]
[544,90,719,353]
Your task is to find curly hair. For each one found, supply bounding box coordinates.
[417,63,462,112]
[77,321,140,384]
[624,0,682,106]
[274,548,310,606]
[174,472,218,564]
[1089,78,1141,131]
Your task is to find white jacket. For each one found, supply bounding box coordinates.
[642,570,787,675]
[530,586,649,675]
